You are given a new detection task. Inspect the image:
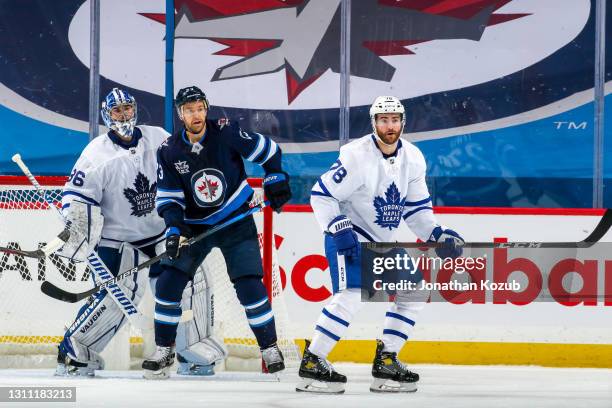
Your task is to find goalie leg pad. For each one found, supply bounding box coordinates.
[59,246,147,361]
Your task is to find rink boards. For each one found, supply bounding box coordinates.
[1,208,611,367]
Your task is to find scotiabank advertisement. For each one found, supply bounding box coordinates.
[271,211,612,344]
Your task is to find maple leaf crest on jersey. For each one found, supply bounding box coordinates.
[374,182,405,230]
[123,172,157,217]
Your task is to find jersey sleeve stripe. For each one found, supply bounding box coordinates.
[253,137,271,164]
[155,197,186,211]
[315,178,335,199]
[404,196,432,206]
[61,190,100,206]
[157,190,185,199]
[311,190,332,198]
[402,206,433,220]
[258,139,278,164]
[246,133,265,162]
[158,187,184,193]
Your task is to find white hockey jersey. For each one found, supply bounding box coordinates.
[62,126,169,247]
[311,135,438,242]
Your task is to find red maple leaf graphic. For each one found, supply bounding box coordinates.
[197,178,219,199]
[141,0,529,103]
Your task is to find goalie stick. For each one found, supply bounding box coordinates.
[371,208,612,250]
[0,229,71,259]
[41,199,268,303]
[11,154,148,328]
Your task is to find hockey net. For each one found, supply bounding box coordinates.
[0,176,299,371]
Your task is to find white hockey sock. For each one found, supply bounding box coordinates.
[381,300,423,353]
[308,289,362,359]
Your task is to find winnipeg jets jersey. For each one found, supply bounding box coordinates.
[61,126,169,247]
[311,135,438,242]
[156,119,281,226]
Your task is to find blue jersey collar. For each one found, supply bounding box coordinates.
[181,127,207,147]
[371,134,402,159]
[107,127,142,150]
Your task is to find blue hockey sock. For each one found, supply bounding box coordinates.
[233,276,277,349]
[154,268,190,346]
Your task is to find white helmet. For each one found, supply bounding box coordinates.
[369,96,405,145]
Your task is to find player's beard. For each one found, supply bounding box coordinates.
[376,128,401,145]
[186,119,205,135]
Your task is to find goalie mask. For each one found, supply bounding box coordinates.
[369,96,405,146]
[101,88,137,138]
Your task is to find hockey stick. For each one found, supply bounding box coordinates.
[41,200,268,303]
[11,154,147,327]
[371,208,612,250]
[0,229,71,259]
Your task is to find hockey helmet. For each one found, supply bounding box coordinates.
[100,88,137,138]
[175,86,209,119]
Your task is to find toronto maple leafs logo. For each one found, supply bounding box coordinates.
[191,168,227,208]
[123,172,157,217]
[373,182,406,230]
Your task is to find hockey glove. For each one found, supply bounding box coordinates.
[328,215,360,259]
[429,226,464,259]
[166,226,189,260]
[263,172,292,212]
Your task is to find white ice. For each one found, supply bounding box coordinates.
[0,364,611,408]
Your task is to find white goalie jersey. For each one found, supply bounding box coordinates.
[61,125,169,247]
[311,135,439,243]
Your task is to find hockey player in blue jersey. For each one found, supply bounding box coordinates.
[142,86,292,378]
[296,96,464,393]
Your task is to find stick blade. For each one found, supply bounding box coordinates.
[40,281,82,303]
[584,208,612,243]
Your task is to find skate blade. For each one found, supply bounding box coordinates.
[370,378,417,393]
[177,363,215,376]
[143,368,170,380]
[296,378,345,394]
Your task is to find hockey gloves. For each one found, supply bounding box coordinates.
[165,226,189,260]
[429,226,464,259]
[263,172,292,212]
[328,215,360,259]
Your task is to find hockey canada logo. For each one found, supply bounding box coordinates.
[123,172,157,217]
[373,182,406,230]
[191,168,227,208]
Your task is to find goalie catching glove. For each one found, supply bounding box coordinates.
[263,172,292,212]
[429,226,464,259]
[56,200,104,262]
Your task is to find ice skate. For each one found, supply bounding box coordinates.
[261,343,285,373]
[296,340,346,394]
[55,344,103,377]
[370,339,418,393]
[142,345,175,380]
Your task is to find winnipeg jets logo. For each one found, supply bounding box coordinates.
[142,0,528,104]
[123,172,157,217]
[191,168,226,207]
[373,182,405,230]
[174,160,190,174]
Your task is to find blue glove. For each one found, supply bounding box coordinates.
[328,215,360,258]
[263,172,292,212]
[429,226,464,259]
